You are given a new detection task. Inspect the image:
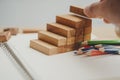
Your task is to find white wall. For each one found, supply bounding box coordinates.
[0,0,99,27]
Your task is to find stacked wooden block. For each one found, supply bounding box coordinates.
[30,5,92,55]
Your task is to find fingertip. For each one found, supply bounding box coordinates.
[103,18,111,24]
[83,7,89,16]
[84,6,94,18]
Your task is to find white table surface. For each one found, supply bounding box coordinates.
[2,29,120,80]
[1,0,120,79]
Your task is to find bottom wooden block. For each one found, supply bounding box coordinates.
[57,46,67,53]
[30,39,58,55]
[75,36,83,43]
[0,31,11,42]
[66,44,75,52]
[74,42,81,50]
[30,39,76,55]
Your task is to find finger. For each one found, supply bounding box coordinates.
[100,0,104,2]
[103,18,111,23]
[84,2,101,18]
[84,6,95,18]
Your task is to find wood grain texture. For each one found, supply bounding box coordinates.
[30,39,58,55]
[56,14,92,47]
[38,31,66,46]
[56,14,85,29]
[70,5,86,16]
[84,18,92,27]
[84,26,92,34]
[0,31,11,42]
[83,19,92,41]
[66,44,75,51]
[57,45,67,53]
[29,5,93,54]
[47,23,75,37]
[30,39,67,55]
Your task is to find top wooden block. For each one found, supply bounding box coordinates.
[56,14,85,29]
[70,5,86,17]
[70,5,92,27]
[47,23,75,38]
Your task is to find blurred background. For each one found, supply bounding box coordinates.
[0,0,113,28]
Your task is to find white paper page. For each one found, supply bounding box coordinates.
[7,33,120,80]
[0,46,25,80]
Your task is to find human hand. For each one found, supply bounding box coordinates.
[84,0,120,25]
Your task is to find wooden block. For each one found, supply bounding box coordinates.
[75,17,92,42]
[66,44,75,52]
[58,45,67,53]
[30,39,58,55]
[4,28,19,35]
[84,26,92,34]
[56,14,85,29]
[47,23,75,37]
[73,17,91,36]
[84,18,92,27]
[74,28,84,44]
[30,40,67,55]
[0,31,11,42]
[56,14,85,43]
[22,28,41,33]
[74,42,81,50]
[75,36,83,43]
[38,31,66,46]
[82,19,92,41]
[67,37,75,45]
[75,24,92,46]
[83,19,92,36]
[70,5,86,16]
[75,27,84,37]
[83,33,91,41]
[56,14,92,42]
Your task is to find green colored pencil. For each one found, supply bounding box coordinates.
[79,40,120,46]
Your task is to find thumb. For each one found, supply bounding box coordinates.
[103,18,111,23]
[84,2,103,18]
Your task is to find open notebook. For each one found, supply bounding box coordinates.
[1,33,120,80]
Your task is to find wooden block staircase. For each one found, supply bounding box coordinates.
[30,5,92,55]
